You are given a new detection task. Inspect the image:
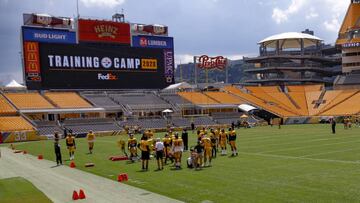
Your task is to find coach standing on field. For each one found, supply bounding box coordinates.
[54,132,62,165]
[182,129,188,151]
[331,118,336,134]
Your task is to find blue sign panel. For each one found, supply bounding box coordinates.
[132,35,173,49]
[22,26,76,44]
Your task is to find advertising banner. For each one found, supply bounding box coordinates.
[163,49,174,84]
[78,19,131,44]
[132,35,173,49]
[23,41,41,81]
[35,43,173,89]
[22,26,76,44]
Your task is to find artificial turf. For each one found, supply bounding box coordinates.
[12,124,360,202]
[0,177,52,203]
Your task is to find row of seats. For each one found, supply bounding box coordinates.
[0,116,35,131]
[0,95,17,115]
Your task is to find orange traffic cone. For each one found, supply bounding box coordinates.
[70,161,76,168]
[117,174,123,182]
[72,190,79,200]
[79,189,86,199]
[121,173,128,181]
[38,155,43,160]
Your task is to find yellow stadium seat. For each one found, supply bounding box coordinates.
[5,92,54,109]
[44,92,92,108]
[0,95,17,115]
[0,116,35,131]
[204,92,245,104]
[177,92,219,105]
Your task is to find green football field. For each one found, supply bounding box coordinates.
[12,124,360,202]
[0,177,51,203]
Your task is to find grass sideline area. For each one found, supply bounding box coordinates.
[10,124,360,202]
[0,177,51,203]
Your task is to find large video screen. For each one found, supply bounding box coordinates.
[31,43,173,89]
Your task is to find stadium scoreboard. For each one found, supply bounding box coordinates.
[21,14,174,90]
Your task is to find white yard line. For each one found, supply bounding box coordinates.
[257,140,360,154]
[0,147,182,203]
[239,151,360,164]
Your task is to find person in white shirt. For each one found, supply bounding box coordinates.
[155,138,165,170]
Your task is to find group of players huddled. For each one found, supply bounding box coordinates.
[55,127,238,171]
[117,127,238,171]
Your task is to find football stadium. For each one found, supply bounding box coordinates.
[1,1,360,202]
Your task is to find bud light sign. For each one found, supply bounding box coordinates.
[22,26,76,44]
[132,35,173,49]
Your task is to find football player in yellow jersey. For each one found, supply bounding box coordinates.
[228,127,238,156]
[172,134,184,169]
[86,130,95,154]
[138,135,150,170]
[209,129,217,158]
[163,133,173,164]
[219,129,228,155]
[65,131,76,160]
[127,134,138,162]
[117,138,127,157]
[201,136,212,166]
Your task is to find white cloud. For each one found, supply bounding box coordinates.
[322,0,348,32]
[306,7,318,20]
[175,54,194,65]
[323,18,341,32]
[272,0,307,24]
[80,0,125,8]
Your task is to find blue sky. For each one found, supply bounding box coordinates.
[0,0,349,84]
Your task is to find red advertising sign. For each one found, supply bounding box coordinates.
[24,42,41,74]
[78,19,131,44]
[197,55,227,70]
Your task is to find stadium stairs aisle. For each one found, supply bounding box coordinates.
[0,147,182,203]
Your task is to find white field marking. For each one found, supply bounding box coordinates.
[257,140,360,154]
[239,151,360,164]
[239,131,329,142]
[299,148,360,158]
[242,134,360,149]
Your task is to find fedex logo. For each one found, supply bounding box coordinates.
[97,73,117,80]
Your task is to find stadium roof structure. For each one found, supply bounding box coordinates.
[258,32,322,49]
[163,82,192,90]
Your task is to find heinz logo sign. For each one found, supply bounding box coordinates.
[98,73,117,80]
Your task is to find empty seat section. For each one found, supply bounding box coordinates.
[160,94,192,106]
[191,117,217,126]
[247,87,300,115]
[0,116,35,131]
[287,92,309,116]
[305,91,322,115]
[5,92,54,109]
[316,90,342,112]
[287,85,305,92]
[171,117,191,127]
[177,92,219,105]
[321,92,360,116]
[317,90,359,115]
[304,85,323,92]
[224,86,296,117]
[204,92,244,104]
[82,94,120,108]
[0,95,16,115]
[259,86,280,93]
[110,93,171,110]
[44,92,92,108]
